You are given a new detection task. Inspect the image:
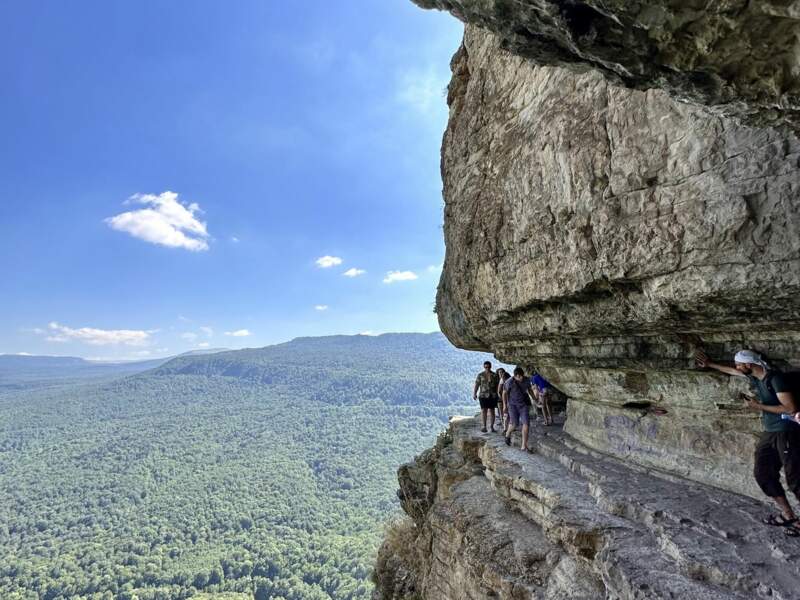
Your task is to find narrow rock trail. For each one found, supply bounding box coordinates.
[381,415,800,599]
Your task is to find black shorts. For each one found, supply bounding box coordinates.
[479,395,498,410]
[753,429,800,498]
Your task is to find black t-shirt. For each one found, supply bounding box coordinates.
[748,372,792,432]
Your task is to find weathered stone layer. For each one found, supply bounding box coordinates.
[435,25,800,495]
[413,0,800,131]
[372,418,800,600]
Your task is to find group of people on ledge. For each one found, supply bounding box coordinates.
[474,350,800,538]
[473,361,553,451]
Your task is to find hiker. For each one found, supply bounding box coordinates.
[532,370,554,426]
[473,361,500,433]
[696,349,800,538]
[502,366,535,451]
[497,368,510,429]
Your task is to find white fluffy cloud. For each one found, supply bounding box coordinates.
[45,322,154,346]
[225,329,252,337]
[199,326,214,337]
[314,305,329,311]
[316,255,343,268]
[343,268,366,277]
[383,270,418,284]
[105,191,210,251]
[196,342,211,349]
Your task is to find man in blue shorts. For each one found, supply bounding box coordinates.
[502,366,535,451]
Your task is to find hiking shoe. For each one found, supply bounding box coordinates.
[481,427,487,433]
[504,436,511,446]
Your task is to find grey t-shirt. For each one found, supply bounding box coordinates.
[504,376,532,407]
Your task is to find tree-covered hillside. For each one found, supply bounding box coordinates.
[0,333,498,600]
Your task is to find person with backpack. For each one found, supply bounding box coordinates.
[531,370,554,426]
[696,349,800,537]
[502,366,535,451]
[473,361,500,433]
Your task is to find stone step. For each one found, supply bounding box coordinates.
[456,416,800,600]
[535,425,800,598]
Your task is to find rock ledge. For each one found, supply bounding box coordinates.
[373,416,800,600]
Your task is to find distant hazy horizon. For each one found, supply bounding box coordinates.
[1,330,445,362]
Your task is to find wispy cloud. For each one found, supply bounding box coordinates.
[314,305,329,311]
[343,268,366,277]
[383,270,418,284]
[427,264,443,274]
[182,326,213,342]
[224,329,252,337]
[316,255,343,268]
[230,236,240,243]
[20,327,46,335]
[45,322,155,346]
[105,191,210,252]
[196,342,211,349]
[359,331,379,336]
[396,65,448,116]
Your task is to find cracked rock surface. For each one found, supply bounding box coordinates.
[372,417,800,600]
[435,25,800,496]
[413,0,800,131]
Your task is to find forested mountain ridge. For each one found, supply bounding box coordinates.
[0,333,497,600]
[0,348,228,392]
[153,333,486,406]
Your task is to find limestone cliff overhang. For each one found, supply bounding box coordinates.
[415,3,800,498]
[413,0,800,132]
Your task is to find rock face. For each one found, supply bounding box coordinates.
[373,3,800,598]
[413,0,800,131]
[435,24,800,498]
[373,418,800,600]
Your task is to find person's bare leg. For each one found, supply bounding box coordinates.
[774,495,797,520]
[481,408,487,432]
[543,399,553,425]
[489,408,496,431]
[521,424,529,450]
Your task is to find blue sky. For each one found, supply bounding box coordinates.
[0,1,463,359]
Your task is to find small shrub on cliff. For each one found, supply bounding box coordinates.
[372,516,421,598]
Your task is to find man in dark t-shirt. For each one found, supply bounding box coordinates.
[697,349,800,537]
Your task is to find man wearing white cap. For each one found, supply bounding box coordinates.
[697,349,800,537]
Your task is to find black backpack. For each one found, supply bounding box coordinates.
[764,370,800,397]
[764,371,800,424]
